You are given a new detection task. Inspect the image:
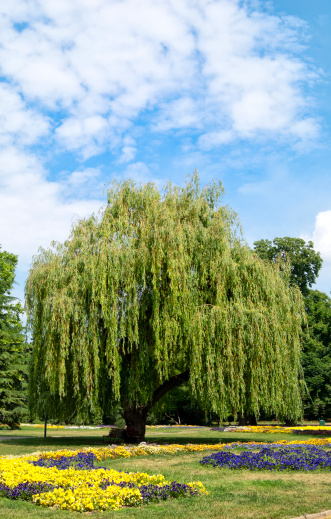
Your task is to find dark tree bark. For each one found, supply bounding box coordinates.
[248,413,258,426]
[284,418,298,427]
[237,412,257,426]
[123,404,148,442]
[123,370,190,442]
[237,412,247,426]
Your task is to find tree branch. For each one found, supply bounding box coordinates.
[146,370,190,412]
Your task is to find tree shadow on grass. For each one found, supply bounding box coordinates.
[0,434,243,448]
[0,433,318,450]
[144,435,275,445]
[0,435,106,449]
[146,433,318,445]
[0,434,257,449]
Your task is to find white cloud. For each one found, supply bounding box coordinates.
[0,0,320,158]
[307,211,331,263]
[0,83,49,146]
[196,2,317,144]
[0,147,103,268]
[153,98,202,132]
[291,117,320,142]
[61,167,106,199]
[0,0,324,293]
[118,145,137,163]
[56,115,109,158]
[120,162,165,190]
[198,130,234,150]
[301,210,331,294]
[0,150,163,272]
[117,135,137,163]
[67,167,101,186]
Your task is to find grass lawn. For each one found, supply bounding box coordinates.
[0,427,330,518]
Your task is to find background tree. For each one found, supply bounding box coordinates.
[254,237,331,420]
[26,174,305,441]
[253,237,322,295]
[0,246,28,428]
[301,290,331,419]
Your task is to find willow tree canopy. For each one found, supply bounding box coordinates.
[26,173,305,430]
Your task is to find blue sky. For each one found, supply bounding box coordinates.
[0,0,330,302]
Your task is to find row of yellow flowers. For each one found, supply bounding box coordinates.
[237,425,331,434]
[146,425,202,428]
[33,484,143,511]
[21,423,65,429]
[19,442,226,462]
[10,437,331,465]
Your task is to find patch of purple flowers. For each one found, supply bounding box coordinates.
[200,445,331,471]
[29,452,107,471]
[0,482,55,500]
[139,481,198,503]
[100,478,198,503]
[138,482,198,503]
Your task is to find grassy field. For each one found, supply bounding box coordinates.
[0,426,330,519]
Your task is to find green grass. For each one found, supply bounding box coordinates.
[0,427,331,518]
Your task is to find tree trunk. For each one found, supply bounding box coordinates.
[123,404,148,443]
[123,370,190,442]
[248,413,257,426]
[238,412,257,426]
[238,412,247,426]
[284,418,297,427]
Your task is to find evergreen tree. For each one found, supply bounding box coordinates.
[0,247,28,428]
[26,174,305,440]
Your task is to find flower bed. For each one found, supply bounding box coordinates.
[20,442,227,463]
[21,424,111,430]
[200,444,331,471]
[11,438,331,465]
[147,425,205,429]
[22,424,206,430]
[0,450,207,512]
[231,425,331,434]
[4,440,331,511]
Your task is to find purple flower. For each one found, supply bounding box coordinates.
[200,445,331,471]
[0,482,55,500]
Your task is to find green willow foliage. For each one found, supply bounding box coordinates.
[26,174,305,423]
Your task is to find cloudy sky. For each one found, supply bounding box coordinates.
[1,0,330,302]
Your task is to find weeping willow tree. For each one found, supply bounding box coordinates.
[26,173,305,440]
